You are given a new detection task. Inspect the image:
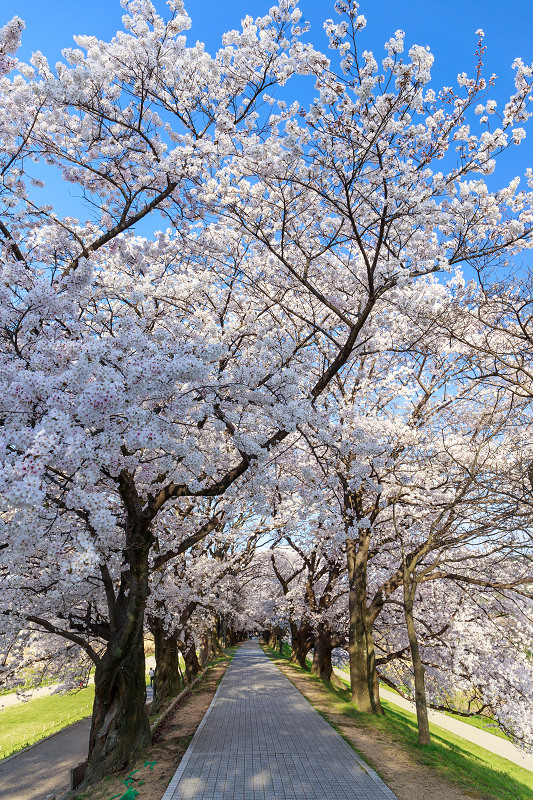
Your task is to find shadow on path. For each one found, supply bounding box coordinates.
[0,717,91,800]
[162,640,398,800]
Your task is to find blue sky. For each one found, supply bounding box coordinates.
[8,0,533,179]
[11,0,533,93]
[5,0,533,255]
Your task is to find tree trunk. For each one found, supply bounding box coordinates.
[403,576,431,745]
[311,622,334,681]
[289,621,311,668]
[268,627,280,650]
[85,622,150,784]
[150,621,181,716]
[81,493,153,787]
[199,615,223,664]
[346,536,383,714]
[226,626,241,646]
[179,632,201,684]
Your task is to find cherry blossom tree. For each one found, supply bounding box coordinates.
[0,1,326,781]
[2,0,533,786]
[207,0,533,710]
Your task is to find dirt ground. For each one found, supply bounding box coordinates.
[68,655,230,800]
[68,646,485,800]
[268,653,483,800]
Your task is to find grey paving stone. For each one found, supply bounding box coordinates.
[162,641,398,800]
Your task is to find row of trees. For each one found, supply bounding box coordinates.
[0,0,532,786]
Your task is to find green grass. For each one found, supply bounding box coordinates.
[264,644,533,800]
[0,685,94,760]
[0,666,96,696]
[1,647,239,762]
[440,708,509,740]
[373,698,533,800]
[337,663,510,742]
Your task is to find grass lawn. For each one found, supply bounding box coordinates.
[0,686,94,760]
[1,649,234,762]
[267,645,533,800]
[336,663,510,741]
[0,674,58,697]
[374,697,533,800]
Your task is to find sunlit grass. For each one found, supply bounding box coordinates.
[265,644,533,800]
[0,686,94,759]
[336,661,510,740]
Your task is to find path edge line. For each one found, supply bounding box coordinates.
[262,645,399,800]
[150,668,209,736]
[160,647,239,800]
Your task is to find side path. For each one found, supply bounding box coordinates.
[332,668,533,773]
[0,655,157,711]
[162,640,398,800]
[0,717,91,800]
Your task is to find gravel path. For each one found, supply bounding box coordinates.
[0,717,91,800]
[162,640,398,800]
[333,667,533,773]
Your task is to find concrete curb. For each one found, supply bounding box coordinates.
[159,655,232,800]
[149,666,210,736]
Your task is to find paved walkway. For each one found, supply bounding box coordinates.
[0,717,91,800]
[0,683,64,711]
[162,641,397,800]
[333,667,533,772]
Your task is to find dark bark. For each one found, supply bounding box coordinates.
[289,620,312,668]
[199,616,223,665]
[310,622,334,682]
[179,631,201,684]
[268,627,280,651]
[225,626,241,646]
[217,614,227,650]
[81,475,153,786]
[150,619,181,716]
[85,622,150,784]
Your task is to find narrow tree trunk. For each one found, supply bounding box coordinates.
[311,622,334,681]
[403,576,431,745]
[268,627,280,651]
[346,536,383,714]
[200,615,223,664]
[151,621,181,715]
[179,632,201,684]
[226,626,241,646]
[218,615,228,649]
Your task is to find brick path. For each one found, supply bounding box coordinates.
[162,640,397,800]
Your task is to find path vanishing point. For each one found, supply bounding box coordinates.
[162,640,398,800]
